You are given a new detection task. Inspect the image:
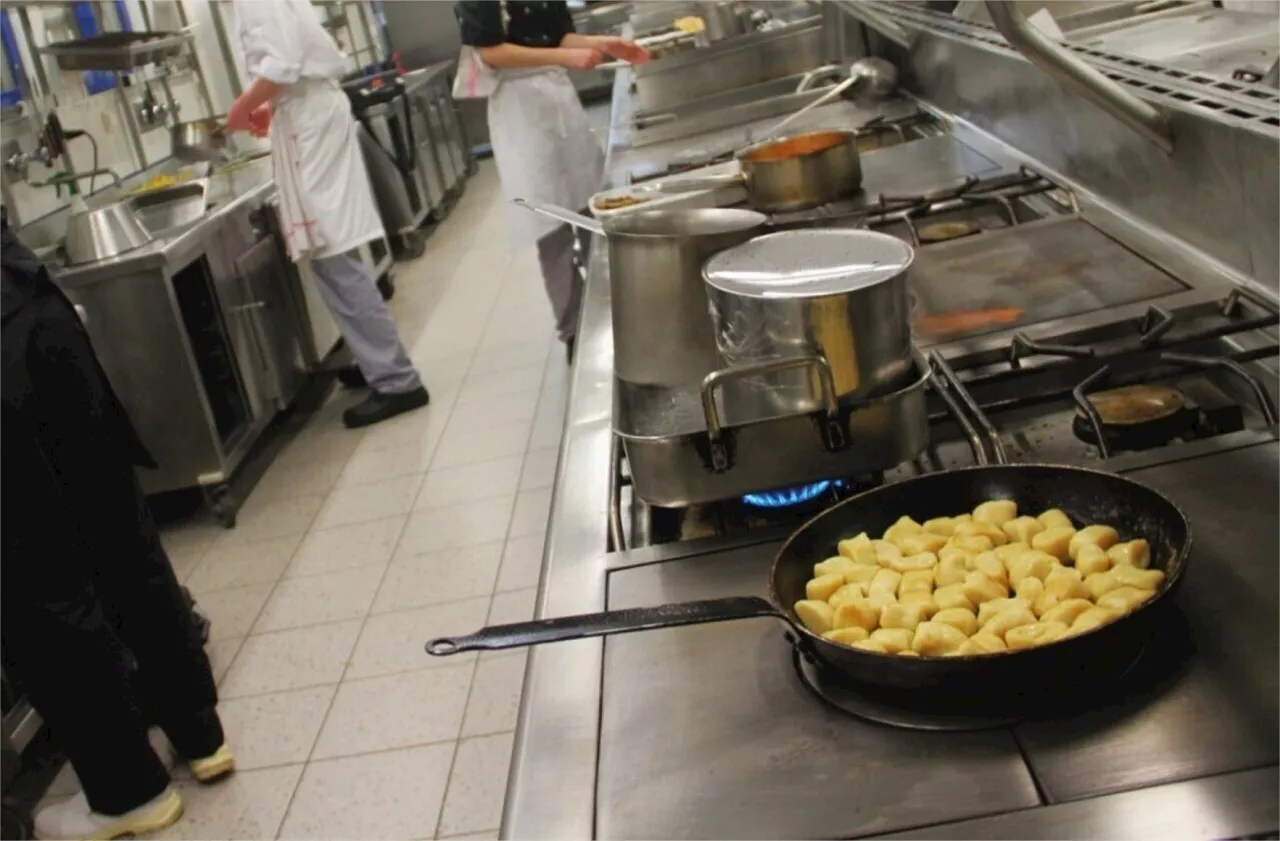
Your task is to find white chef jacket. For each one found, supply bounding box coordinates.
[232,0,384,261]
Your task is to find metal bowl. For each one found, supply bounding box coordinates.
[171,117,231,163]
[64,202,153,265]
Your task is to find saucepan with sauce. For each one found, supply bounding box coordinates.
[646,129,863,213]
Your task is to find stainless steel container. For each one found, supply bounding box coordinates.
[171,117,231,163]
[64,202,153,265]
[703,229,915,423]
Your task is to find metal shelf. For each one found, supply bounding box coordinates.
[39,31,190,72]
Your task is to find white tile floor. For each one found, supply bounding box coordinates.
[44,161,567,840]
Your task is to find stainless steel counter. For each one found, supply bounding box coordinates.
[504,54,1279,840]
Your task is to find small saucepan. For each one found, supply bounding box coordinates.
[649,129,862,213]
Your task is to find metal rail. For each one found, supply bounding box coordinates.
[985,0,1175,154]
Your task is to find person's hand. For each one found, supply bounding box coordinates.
[225,95,255,133]
[592,36,651,65]
[248,104,272,138]
[558,47,604,71]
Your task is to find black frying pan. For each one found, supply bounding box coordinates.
[426,464,1192,698]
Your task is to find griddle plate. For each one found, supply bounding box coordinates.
[597,443,1278,839]
[910,218,1187,345]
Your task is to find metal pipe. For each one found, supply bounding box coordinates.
[985,0,1174,155]
[210,0,243,97]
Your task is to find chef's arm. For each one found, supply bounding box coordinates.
[476,43,579,70]
[237,77,287,112]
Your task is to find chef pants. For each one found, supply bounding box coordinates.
[310,250,422,393]
[536,224,590,345]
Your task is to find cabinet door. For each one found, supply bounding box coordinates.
[235,234,307,410]
[208,230,269,425]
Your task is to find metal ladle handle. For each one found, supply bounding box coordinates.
[700,355,845,472]
[762,75,859,142]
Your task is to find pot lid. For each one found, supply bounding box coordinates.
[703,229,914,299]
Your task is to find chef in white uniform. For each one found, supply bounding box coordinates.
[227,0,428,429]
[454,1,648,362]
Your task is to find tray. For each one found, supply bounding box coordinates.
[40,31,189,71]
[616,350,931,507]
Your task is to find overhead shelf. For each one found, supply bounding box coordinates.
[39,30,189,71]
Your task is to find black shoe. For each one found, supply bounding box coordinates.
[342,386,429,429]
[566,337,576,365]
[337,365,368,389]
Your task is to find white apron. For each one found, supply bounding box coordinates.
[487,67,605,249]
[270,78,385,262]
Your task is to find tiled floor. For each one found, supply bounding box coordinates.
[42,161,566,840]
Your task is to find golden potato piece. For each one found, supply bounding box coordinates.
[834,598,882,632]
[955,634,1007,655]
[933,606,978,637]
[1068,525,1121,561]
[1065,605,1123,637]
[1035,568,1090,615]
[868,568,904,600]
[954,519,1008,547]
[1037,508,1074,530]
[1110,564,1165,591]
[984,604,1038,640]
[911,621,970,656]
[806,573,846,602]
[1097,586,1156,614]
[977,596,1030,628]
[971,551,1009,587]
[1008,550,1058,587]
[1084,570,1124,600]
[881,602,929,632]
[962,571,1008,605]
[1074,543,1112,577]
[934,582,976,612]
[897,650,921,657]
[850,638,888,653]
[1039,598,1095,627]
[1031,526,1076,562]
[888,552,939,574]
[1108,539,1152,569]
[1002,516,1045,545]
[842,563,880,588]
[923,516,959,536]
[899,568,936,596]
[994,541,1031,563]
[822,627,869,646]
[870,627,914,654]
[898,591,940,619]
[872,540,903,565]
[934,554,968,588]
[898,532,949,556]
[937,546,974,569]
[1005,620,1070,651]
[814,556,857,578]
[828,582,866,610]
[1015,576,1044,605]
[795,600,835,634]
[950,533,995,554]
[884,517,924,547]
[866,590,896,612]
[837,533,873,560]
[973,499,1018,527]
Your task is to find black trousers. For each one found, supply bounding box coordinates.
[2,467,223,816]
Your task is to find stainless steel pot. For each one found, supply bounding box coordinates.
[702,228,915,423]
[513,199,768,389]
[64,201,153,265]
[171,117,230,163]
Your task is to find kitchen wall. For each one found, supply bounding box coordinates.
[2,0,379,230]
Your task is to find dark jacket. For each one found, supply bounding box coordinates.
[2,207,157,562]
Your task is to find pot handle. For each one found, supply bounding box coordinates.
[425,596,778,655]
[700,355,846,472]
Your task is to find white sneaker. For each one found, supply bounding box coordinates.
[34,787,182,840]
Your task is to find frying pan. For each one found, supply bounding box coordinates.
[427,464,1192,699]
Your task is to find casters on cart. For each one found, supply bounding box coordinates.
[377,274,396,302]
[201,484,237,529]
[399,231,426,260]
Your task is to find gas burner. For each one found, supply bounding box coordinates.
[742,480,836,510]
[1071,384,1198,452]
[917,220,981,244]
[791,639,1150,732]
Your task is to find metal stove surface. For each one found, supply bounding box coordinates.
[597,443,1278,839]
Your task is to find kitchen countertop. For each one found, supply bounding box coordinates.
[50,157,276,289]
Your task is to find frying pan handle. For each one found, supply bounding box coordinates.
[649,172,745,194]
[425,596,779,656]
[700,356,845,472]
